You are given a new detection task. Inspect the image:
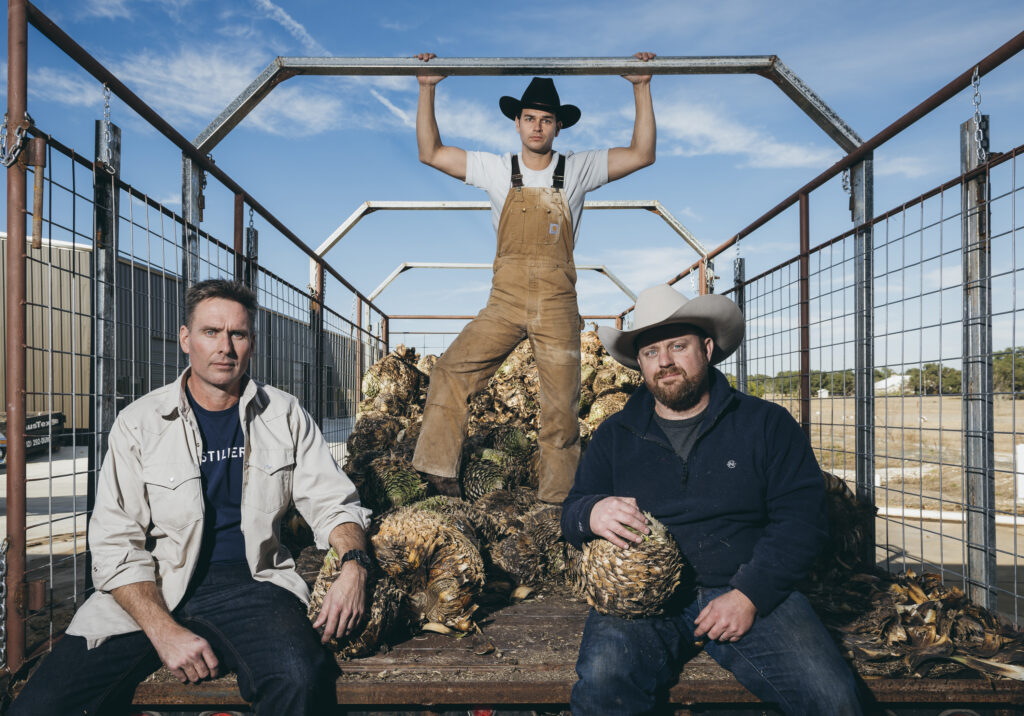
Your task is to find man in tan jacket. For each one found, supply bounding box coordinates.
[10,279,372,716]
[413,52,657,502]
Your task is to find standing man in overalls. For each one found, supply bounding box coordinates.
[412,52,657,502]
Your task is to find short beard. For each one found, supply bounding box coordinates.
[645,357,710,412]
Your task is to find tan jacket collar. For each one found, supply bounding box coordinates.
[159,367,268,420]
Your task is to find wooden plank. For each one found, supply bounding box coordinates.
[130,589,1024,708]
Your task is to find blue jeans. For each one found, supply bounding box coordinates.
[9,562,337,716]
[572,586,862,716]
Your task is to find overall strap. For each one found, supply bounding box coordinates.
[510,155,523,188]
[552,154,566,189]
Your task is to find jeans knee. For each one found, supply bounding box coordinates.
[801,669,860,714]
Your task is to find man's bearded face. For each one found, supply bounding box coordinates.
[636,328,712,412]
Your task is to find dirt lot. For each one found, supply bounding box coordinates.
[767,394,1024,512]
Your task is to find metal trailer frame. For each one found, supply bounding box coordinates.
[311,199,707,285]
[193,55,862,156]
[7,0,1024,690]
[190,55,867,319]
[368,262,637,302]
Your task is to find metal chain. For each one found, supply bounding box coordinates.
[0,537,8,671]
[841,168,851,195]
[971,67,987,165]
[248,206,255,229]
[0,111,30,168]
[689,268,697,294]
[101,84,115,175]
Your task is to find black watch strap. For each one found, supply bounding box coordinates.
[340,548,372,571]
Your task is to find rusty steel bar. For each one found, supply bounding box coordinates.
[798,193,811,437]
[382,316,390,356]
[650,27,1024,306]
[233,193,244,281]
[311,263,325,425]
[23,2,386,319]
[27,136,45,248]
[6,0,29,674]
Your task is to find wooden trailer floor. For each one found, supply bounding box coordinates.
[131,584,1024,713]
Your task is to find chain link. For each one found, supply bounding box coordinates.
[100,85,115,175]
[1,111,31,168]
[248,206,255,229]
[0,537,8,671]
[841,168,851,195]
[971,67,987,165]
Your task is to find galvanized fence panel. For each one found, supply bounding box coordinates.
[719,142,1024,624]
[1,125,382,663]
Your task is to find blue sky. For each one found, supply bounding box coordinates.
[4,0,1024,355]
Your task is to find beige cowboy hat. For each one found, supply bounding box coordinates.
[598,284,745,370]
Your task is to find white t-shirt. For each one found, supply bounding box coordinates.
[465,150,609,245]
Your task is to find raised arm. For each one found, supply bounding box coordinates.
[607,51,657,182]
[415,52,467,180]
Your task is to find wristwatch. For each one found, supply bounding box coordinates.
[340,548,373,572]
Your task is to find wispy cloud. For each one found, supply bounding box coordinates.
[79,0,132,20]
[111,45,343,136]
[380,20,415,32]
[656,96,838,169]
[155,193,182,207]
[579,245,699,295]
[249,0,327,56]
[433,91,513,152]
[874,154,937,180]
[78,0,195,21]
[0,61,100,108]
[369,89,414,128]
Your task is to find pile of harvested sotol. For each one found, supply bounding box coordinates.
[296,340,1024,681]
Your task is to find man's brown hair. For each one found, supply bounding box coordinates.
[184,279,258,333]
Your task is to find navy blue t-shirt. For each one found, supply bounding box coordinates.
[186,385,246,564]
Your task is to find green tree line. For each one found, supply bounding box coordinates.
[722,348,1024,398]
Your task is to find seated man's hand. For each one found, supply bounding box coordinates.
[153,623,219,683]
[312,560,368,643]
[589,496,650,549]
[693,589,756,643]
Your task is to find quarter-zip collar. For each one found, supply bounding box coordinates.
[617,366,738,447]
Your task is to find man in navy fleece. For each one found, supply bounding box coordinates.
[561,284,861,716]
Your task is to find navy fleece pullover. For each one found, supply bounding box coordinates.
[561,367,827,615]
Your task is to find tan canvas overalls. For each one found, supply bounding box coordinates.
[413,154,581,503]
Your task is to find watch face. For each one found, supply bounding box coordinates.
[343,549,372,570]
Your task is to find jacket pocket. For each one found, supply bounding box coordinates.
[142,462,203,531]
[247,449,293,515]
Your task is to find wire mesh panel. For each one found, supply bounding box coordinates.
[721,143,1024,624]
[1,125,383,660]
[1,136,97,652]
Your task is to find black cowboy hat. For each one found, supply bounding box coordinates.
[499,77,581,129]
